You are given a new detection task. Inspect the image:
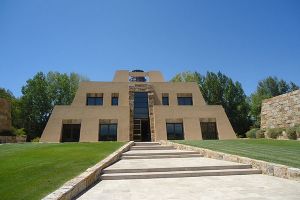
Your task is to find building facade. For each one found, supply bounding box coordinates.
[41,70,236,142]
[0,98,11,133]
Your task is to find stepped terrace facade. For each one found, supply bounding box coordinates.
[41,70,236,142]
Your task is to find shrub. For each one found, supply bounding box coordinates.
[286,127,297,140]
[295,124,300,137]
[266,128,283,139]
[14,128,26,136]
[31,137,40,142]
[245,128,259,138]
[255,130,265,138]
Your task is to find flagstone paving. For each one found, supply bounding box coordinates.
[77,142,300,200]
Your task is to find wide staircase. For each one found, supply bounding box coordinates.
[101,142,261,180]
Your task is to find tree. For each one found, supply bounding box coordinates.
[250,76,299,127]
[171,71,251,137]
[20,71,88,139]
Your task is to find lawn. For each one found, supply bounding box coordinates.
[0,142,125,200]
[175,139,300,168]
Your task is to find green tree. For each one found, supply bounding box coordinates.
[171,71,251,137]
[20,72,88,139]
[250,76,299,127]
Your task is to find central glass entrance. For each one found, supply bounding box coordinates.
[133,92,151,141]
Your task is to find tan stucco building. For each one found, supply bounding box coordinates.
[41,70,235,142]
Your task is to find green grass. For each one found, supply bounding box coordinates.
[0,142,125,200]
[175,139,300,168]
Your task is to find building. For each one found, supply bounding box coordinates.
[0,98,11,133]
[41,70,236,142]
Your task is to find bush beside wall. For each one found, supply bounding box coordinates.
[245,128,259,138]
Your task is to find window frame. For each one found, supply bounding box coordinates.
[177,97,193,105]
[162,96,169,105]
[166,123,184,140]
[99,123,118,141]
[111,96,119,106]
[86,97,103,106]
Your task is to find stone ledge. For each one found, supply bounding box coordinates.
[42,141,134,200]
[160,140,300,181]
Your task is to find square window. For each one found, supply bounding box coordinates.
[99,124,117,141]
[162,96,169,105]
[111,97,118,106]
[166,123,184,140]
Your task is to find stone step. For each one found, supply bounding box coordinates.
[101,168,262,180]
[123,151,199,156]
[103,164,253,174]
[134,142,160,146]
[121,154,204,159]
[131,146,174,150]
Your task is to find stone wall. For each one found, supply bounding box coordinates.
[261,90,300,130]
[0,98,11,132]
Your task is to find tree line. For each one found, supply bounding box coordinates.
[0,72,88,140]
[0,70,298,139]
[171,71,299,137]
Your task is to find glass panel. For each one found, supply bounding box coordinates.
[99,124,117,141]
[162,97,169,105]
[61,124,80,142]
[166,123,184,140]
[177,97,193,105]
[111,97,118,105]
[200,122,218,140]
[87,97,103,105]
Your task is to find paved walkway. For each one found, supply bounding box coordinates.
[77,142,300,200]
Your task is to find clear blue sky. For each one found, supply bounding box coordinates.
[1,0,300,97]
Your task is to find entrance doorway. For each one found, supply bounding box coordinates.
[133,92,151,142]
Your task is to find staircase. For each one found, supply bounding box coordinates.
[101,142,261,180]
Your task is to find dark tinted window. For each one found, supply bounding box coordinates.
[166,123,184,140]
[134,92,149,119]
[162,96,169,105]
[61,124,81,142]
[177,97,193,105]
[87,97,103,105]
[111,97,118,106]
[99,124,117,141]
[200,122,219,140]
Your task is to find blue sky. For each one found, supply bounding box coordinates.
[0,0,299,97]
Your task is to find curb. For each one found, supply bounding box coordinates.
[42,141,134,200]
[160,140,300,181]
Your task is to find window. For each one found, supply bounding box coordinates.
[111,97,118,106]
[61,124,81,142]
[99,124,117,141]
[87,97,103,105]
[162,96,169,105]
[200,122,219,140]
[177,97,193,105]
[134,92,149,119]
[166,123,184,140]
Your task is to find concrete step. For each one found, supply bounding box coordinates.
[121,154,204,159]
[134,142,160,146]
[103,164,253,174]
[101,168,262,180]
[131,146,174,150]
[123,151,199,156]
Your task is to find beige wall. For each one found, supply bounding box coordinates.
[41,71,236,142]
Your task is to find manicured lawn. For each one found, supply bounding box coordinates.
[175,139,300,168]
[0,142,125,200]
